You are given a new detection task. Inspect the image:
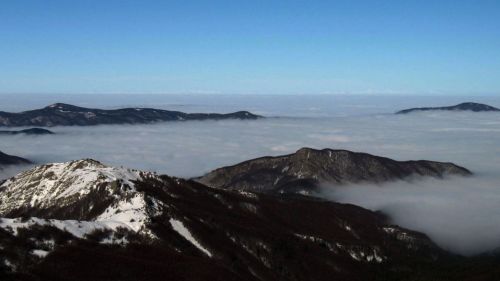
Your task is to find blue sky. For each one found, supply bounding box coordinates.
[1,0,499,95]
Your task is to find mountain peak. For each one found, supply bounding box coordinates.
[46,102,67,108]
[66,158,106,168]
[0,160,152,221]
[198,148,471,193]
[396,102,500,114]
[453,102,499,111]
[44,103,86,111]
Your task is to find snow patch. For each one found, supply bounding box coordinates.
[169,218,212,257]
[97,194,150,232]
[31,249,49,258]
[0,217,130,238]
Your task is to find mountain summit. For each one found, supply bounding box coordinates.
[0,159,454,281]
[0,159,157,234]
[0,103,262,127]
[197,147,471,194]
[1,159,497,280]
[396,102,500,114]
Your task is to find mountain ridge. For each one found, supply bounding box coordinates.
[0,151,31,167]
[197,147,472,194]
[0,128,54,135]
[0,103,262,127]
[396,102,500,114]
[1,159,498,281]
[0,159,442,280]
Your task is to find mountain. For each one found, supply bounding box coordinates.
[0,103,262,127]
[396,102,500,114]
[197,147,471,194]
[0,128,54,135]
[0,159,470,281]
[1,160,498,280]
[0,151,31,167]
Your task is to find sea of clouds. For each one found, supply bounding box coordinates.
[1,94,500,255]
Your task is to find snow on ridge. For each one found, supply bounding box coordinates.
[0,216,136,261]
[169,218,212,257]
[0,217,129,238]
[97,193,164,236]
[0,192,164,243]
[0,159,165,239]
[0,159,148,213]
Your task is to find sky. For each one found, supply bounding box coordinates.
[1,0,500,95]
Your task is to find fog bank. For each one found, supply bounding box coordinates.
[1,94,500,255]
[319,174,500,256]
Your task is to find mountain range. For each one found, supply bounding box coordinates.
[396,102,500,114]
[197,148,471,194]
[0,103,262,127]
[1,159,498,281]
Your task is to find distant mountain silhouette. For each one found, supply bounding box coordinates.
[0,128,54,135]
[396,102,500,114]
[0,103,262,127]
[0,150,31,166]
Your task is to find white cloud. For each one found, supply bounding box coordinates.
[319,175,500,256]
[1,94,500,255]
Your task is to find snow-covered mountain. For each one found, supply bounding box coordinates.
[0,160,497,281]
[0,159,161,236]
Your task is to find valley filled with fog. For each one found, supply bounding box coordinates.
[1,94,500,255]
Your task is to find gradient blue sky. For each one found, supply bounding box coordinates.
[1,0,499,95]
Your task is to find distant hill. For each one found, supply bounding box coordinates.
[0,128,54,135]
[0,103,262,127]
[197,147,471,194]
[396,102,500,114]
[0,150,31,166]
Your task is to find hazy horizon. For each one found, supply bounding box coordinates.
[1,93,500,114]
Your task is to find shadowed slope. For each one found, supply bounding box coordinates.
[197,147,471,194]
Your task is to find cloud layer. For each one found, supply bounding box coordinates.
[1,94,500,255]
[319,175,500,256]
